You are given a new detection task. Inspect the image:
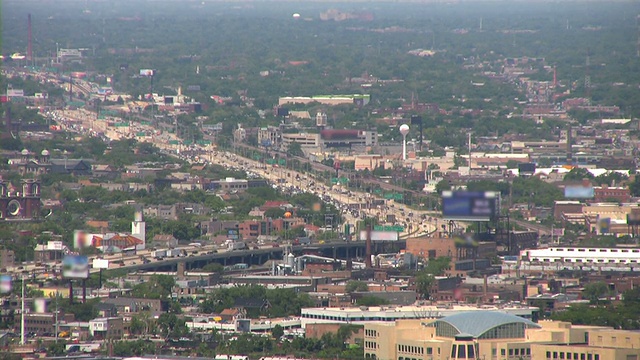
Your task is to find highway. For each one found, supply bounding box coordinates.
[512,219,552,236]
[3,68,451,279]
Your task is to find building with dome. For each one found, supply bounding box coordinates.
[364,311,640,360]
[8,149,92,176]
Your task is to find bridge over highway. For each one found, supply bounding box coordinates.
[109,240,406,273]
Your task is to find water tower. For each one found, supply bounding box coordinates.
[399,124,410,160]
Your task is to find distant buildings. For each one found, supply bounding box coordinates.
[278,94,370,107]
[8,149,92,176]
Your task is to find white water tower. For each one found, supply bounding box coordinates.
[399,124,410,160]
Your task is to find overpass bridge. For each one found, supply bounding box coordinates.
[111,240,406,273]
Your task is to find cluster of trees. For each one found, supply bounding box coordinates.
[551,288,640,330]
[415,257,451,300]
[216,325,362,360]
[130,274,177,300]
[199,285,314,318]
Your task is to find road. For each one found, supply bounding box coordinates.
[3,69,455,279]
[512,219,552,236]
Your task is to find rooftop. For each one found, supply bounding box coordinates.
[431,311,540,338]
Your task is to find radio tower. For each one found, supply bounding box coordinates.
[27,14,33,62]
[584,48,591,100]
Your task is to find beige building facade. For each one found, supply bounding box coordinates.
[364,312,640,360]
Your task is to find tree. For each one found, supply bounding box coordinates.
[131,274,176,300]
[563,168,594,182]
[271,324,284,340]
[157,313,188,339]
[415,272,435,300]
[345,280,369,293]
[202,263,224,273]
[434,179,451,194]
[629,176,640,197]
[46,341,68,356]
[423,256,451,276]
[583,281,609,304]
[287,141,304,157]
[112,340,157,356]
[506,160,520,169]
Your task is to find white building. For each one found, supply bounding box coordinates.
[300,304,539,328]
[521,247,640,266]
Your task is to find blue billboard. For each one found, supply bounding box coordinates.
[0,275,11,293]
[62,255,89,279]
[564,185,594,199]
[441,191,498,221]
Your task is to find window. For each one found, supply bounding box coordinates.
[502,349,506,356]
[546,351,551,359]
[467,345,475,359]
[457,344,466,358]
[426,348,432,355]
[451,345,457,358]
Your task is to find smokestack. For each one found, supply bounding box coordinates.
[27,14,32,62]
[553,65,557,88]
[483,274,488,302]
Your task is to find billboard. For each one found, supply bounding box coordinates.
[47,241,64,251]
[564,185,594,199]
[7,89,24,97]
[410,115,423,125]
[92,259,109,269]
[74,230,100,248]
[0,275,11,294]
[227,229,240,241]
[441,191,498,221]
[62,255,89,279]
[139,69,154,77]
[518,162,536,174]
[359,230,399,241]
[598,217,611,234]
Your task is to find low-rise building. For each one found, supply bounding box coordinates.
[102,297,162,314]
[89,317,124,340]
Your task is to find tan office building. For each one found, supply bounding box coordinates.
[364,312,640,360]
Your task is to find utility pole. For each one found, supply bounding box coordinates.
[21,276,25,345]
